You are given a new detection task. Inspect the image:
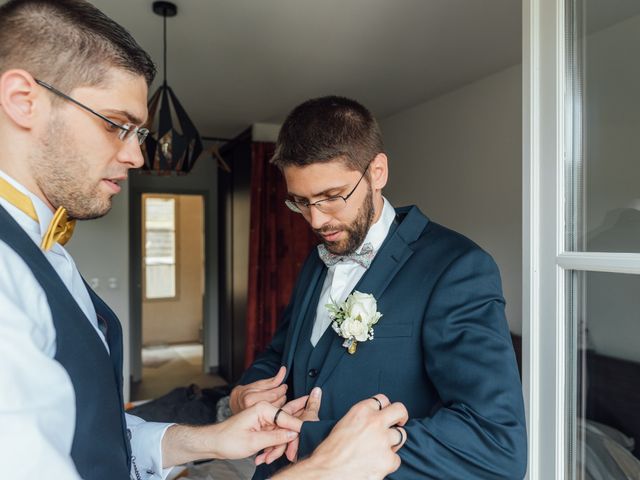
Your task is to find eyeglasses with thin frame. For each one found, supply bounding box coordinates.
[285,163,370,215]
[35,79,149,146]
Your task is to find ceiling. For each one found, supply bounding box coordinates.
[86,0,522,139]
[5,1,640,140]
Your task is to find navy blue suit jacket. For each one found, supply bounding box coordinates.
[240,206,527,479]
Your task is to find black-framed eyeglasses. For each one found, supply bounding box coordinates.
[35,79,149,145]
[285,163,370,215]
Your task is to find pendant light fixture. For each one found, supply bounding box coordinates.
[143,1,203,175]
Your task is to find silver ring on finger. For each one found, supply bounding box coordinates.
[390,426,404,448]
[370,396,383,410]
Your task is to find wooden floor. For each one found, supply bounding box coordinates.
[131,343,227,401]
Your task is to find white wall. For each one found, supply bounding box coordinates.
[380,65,523,334]
[379,14,640,362]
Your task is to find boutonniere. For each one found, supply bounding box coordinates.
[326,291,383,355]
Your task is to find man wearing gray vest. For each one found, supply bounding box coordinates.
[0,1,408,478]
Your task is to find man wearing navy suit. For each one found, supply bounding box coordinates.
[231,96,527,479]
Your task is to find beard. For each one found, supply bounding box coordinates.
[315,184,375,255]
[31,114,114,220]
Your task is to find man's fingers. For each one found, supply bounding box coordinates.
[368,393,390,411]
[254,365,287,389]
[245,384,288,407]
[255,447,272,466]
[267,383,288,402]
[273,395,288,409]
[285,437,299,462]
[273,365,287,384]
[251,428,298,454]
[268,406,303,432]
[380,401,409,427]
[389,452,402,474]
[265,443,287,464]
[304,387,322,417]
[282,395,308,415]
[388,426,407,452]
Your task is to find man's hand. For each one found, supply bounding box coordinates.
[257,387,322,465]
[161,400,302,468]
[284,386,321,462]
[272,394,408,480]
[230,366,288,414]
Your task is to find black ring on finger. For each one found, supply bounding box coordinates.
[390,426,404,448]
[370,396,383,410]
[273,408,284,427]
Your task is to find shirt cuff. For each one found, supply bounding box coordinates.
[126,413,175,480]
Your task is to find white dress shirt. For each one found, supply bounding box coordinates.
[310,197,396,346]
[0,171,172,480]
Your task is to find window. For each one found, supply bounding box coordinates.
[143,195,177,299]
[565,2,640,478]
[526,0,640,478]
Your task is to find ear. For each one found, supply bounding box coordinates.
[0,69,42,129]
[369,153,388,191]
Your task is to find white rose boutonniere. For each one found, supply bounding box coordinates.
[326,291,383,354]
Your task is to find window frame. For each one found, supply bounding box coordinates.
[524,0,640,478]
[142,193,180,301]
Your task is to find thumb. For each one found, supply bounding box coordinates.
[257,365,286,389]
[273,365,287,385]
[252,428,298,452]
[304,387,322,417]
[256,365,287,388]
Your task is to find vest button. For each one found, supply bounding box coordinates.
[308,368,318,378]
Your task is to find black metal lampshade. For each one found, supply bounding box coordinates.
[142,1,203,175]
[143,83,203,175]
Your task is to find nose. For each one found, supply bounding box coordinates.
[117,138,145,169]
[307,205,332,230]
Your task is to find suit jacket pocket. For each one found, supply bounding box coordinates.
[374,322,413,338]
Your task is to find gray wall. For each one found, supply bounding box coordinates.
[380,65,523,334]
[380,14,640,363]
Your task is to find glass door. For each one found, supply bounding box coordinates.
[525,0,640,478]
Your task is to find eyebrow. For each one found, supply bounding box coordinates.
[288,184,349,200]
[103,109,145,126]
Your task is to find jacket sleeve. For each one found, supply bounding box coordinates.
[298,419,336,458]
[392,247,527,479]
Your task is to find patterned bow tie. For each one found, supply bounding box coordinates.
[0,176,75,251]
[317,242,375,268]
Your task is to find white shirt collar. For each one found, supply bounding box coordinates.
[357,196,395,254]
[0,169,55,244]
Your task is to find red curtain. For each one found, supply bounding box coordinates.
[244,142,318,368]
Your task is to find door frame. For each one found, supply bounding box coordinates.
[129,186,211,384]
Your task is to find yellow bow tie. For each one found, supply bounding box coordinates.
[0,176,76,251]
[40,206,76,250]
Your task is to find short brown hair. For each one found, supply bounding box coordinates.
[271,95,384,172]
[0,0,156,94]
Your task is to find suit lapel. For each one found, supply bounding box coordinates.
[314,206,429,389]
[282,255,326,381]
[292,275,327,397]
